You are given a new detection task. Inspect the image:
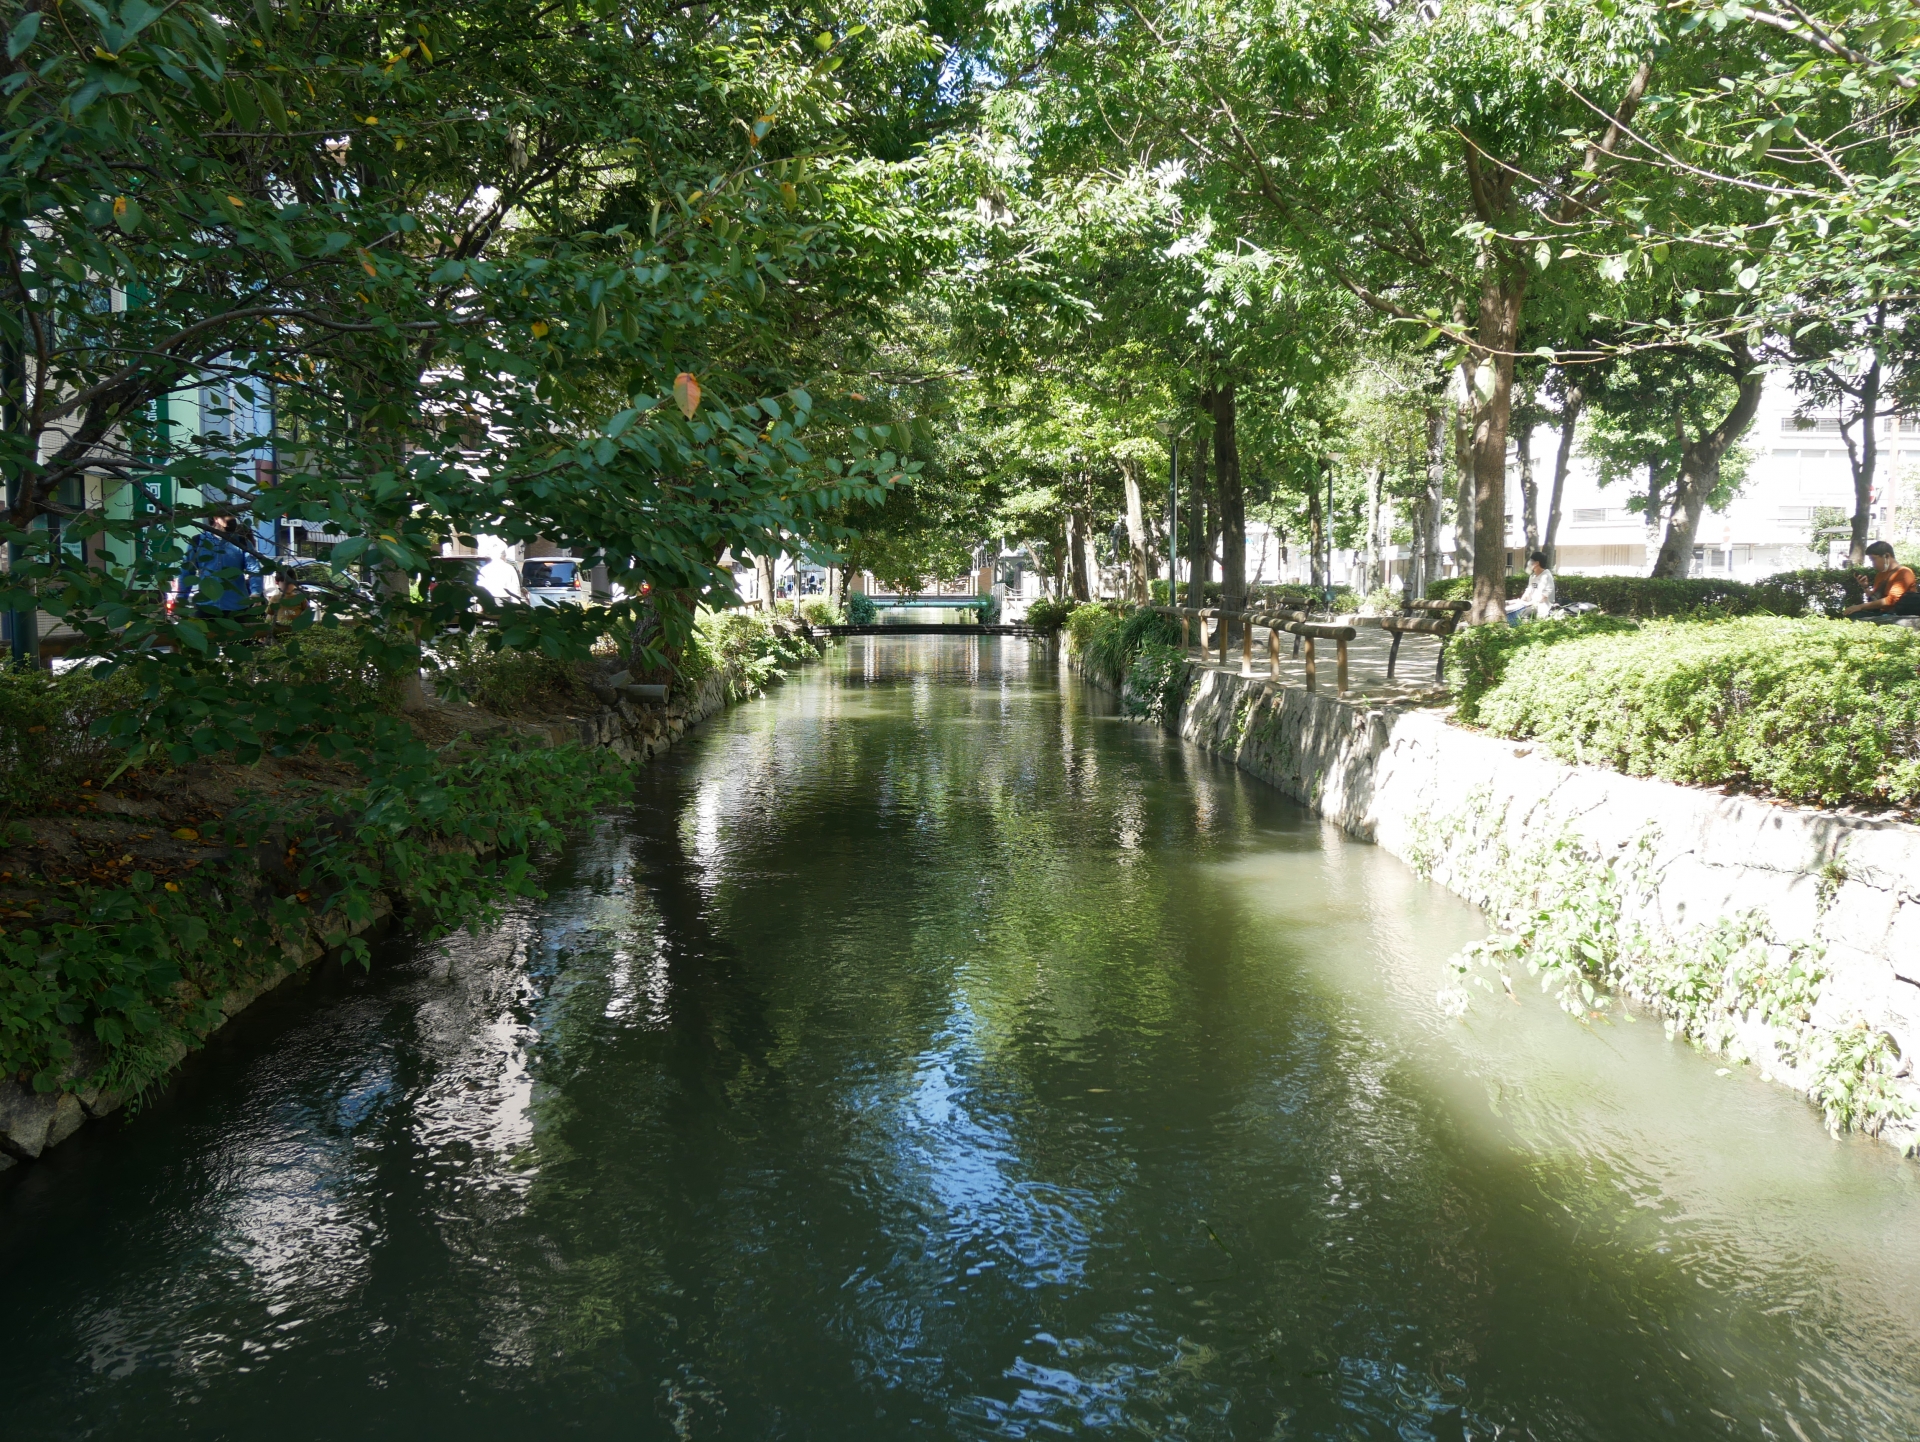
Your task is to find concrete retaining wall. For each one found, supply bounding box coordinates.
[1095,659,1920,1149]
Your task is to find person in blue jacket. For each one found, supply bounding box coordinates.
[174,511,263,616]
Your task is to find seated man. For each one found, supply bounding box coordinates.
[1505,551,1555,626]
[1842,541,1920,624]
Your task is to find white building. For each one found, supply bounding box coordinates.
[1239,370,1909,593]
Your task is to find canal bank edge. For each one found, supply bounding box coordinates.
[0,627,828,1172]
[1074,651,1920,1152]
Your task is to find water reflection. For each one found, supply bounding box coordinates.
[1,636,1917,1441]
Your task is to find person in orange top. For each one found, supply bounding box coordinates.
[1843,541,1920,623]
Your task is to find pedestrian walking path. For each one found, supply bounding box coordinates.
[1176,616,1453,707]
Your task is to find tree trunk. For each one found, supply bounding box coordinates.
[1451,374,1475,581]
[756,554,776,612]
[379,563,432,711]
[1066,509,1091,601]
[1423,403,1446,599]
[1844,349,1883,565]
[1307,474,1326,590]
[1516,416,1539,555]
[1643,459,1669,571]
[1651,345,1764,578]
[1212,384,1245,612]
[1467,272,1525,623]
[1187,425,1209,608]
[1543,386,1582,570]
[1364,465,1384,593]
[1122,459,1150,601]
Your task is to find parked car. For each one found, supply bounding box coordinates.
[268,556,378,619]
[523,556,588,607]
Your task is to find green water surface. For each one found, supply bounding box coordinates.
[2,636,1917,1440]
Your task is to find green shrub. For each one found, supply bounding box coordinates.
[1074,605,1183,689]
[1024,595,1076,631]
[437,636,590,715]
[1446,613,1643,722]
[1758,568,1868,617]
[1145,579,1356,613]
[1425,572,1801,618]
[1124,640,1190,723]
[799,598,843,627]
[1474,617,1920,808]
[0,739,631,1097]
[845,591,878,625]
[1064,601,1119,656]
[0,667,147,816]
[690,610,817,698]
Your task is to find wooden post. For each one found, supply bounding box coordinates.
[1181,611,1191,649]
[1217,611,1230,665]
[1268,621,1280,680]
[1336,637,1348,697]
[1386,629,1403,679]
[1303,636,1317,691]
[1241,614,1253,674]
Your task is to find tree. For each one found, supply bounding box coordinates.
[0,0,945,776]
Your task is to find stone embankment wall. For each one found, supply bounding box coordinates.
[0,635,821,1170]
[1084,657,1920,1150]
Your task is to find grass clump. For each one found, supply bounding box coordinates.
[1024,595,1075,632]
[1067,604,1184,690]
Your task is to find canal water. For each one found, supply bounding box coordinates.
[3,636,1918,1441]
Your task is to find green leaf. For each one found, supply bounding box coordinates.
[225,77,258,130]
[6,11,40,59]
[254,78,289,131]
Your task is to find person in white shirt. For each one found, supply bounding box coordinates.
[1505,551,1555,626]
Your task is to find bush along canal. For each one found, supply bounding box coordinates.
[4,635,1920,1441]
[0,613,829,1168]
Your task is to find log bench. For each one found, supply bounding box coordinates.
[1249,610,1356,696]
[1382,598,1470,682]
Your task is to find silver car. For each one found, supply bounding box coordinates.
[522,556,588,607]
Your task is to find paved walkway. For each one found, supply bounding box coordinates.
[1177,618,1453,707]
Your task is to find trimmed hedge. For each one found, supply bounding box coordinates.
[1147,579,1362,613]
[1757,568,1869,617]
[1446,613,1643,723]
[1426,573,1801,618]
[1472,617,1920,809]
